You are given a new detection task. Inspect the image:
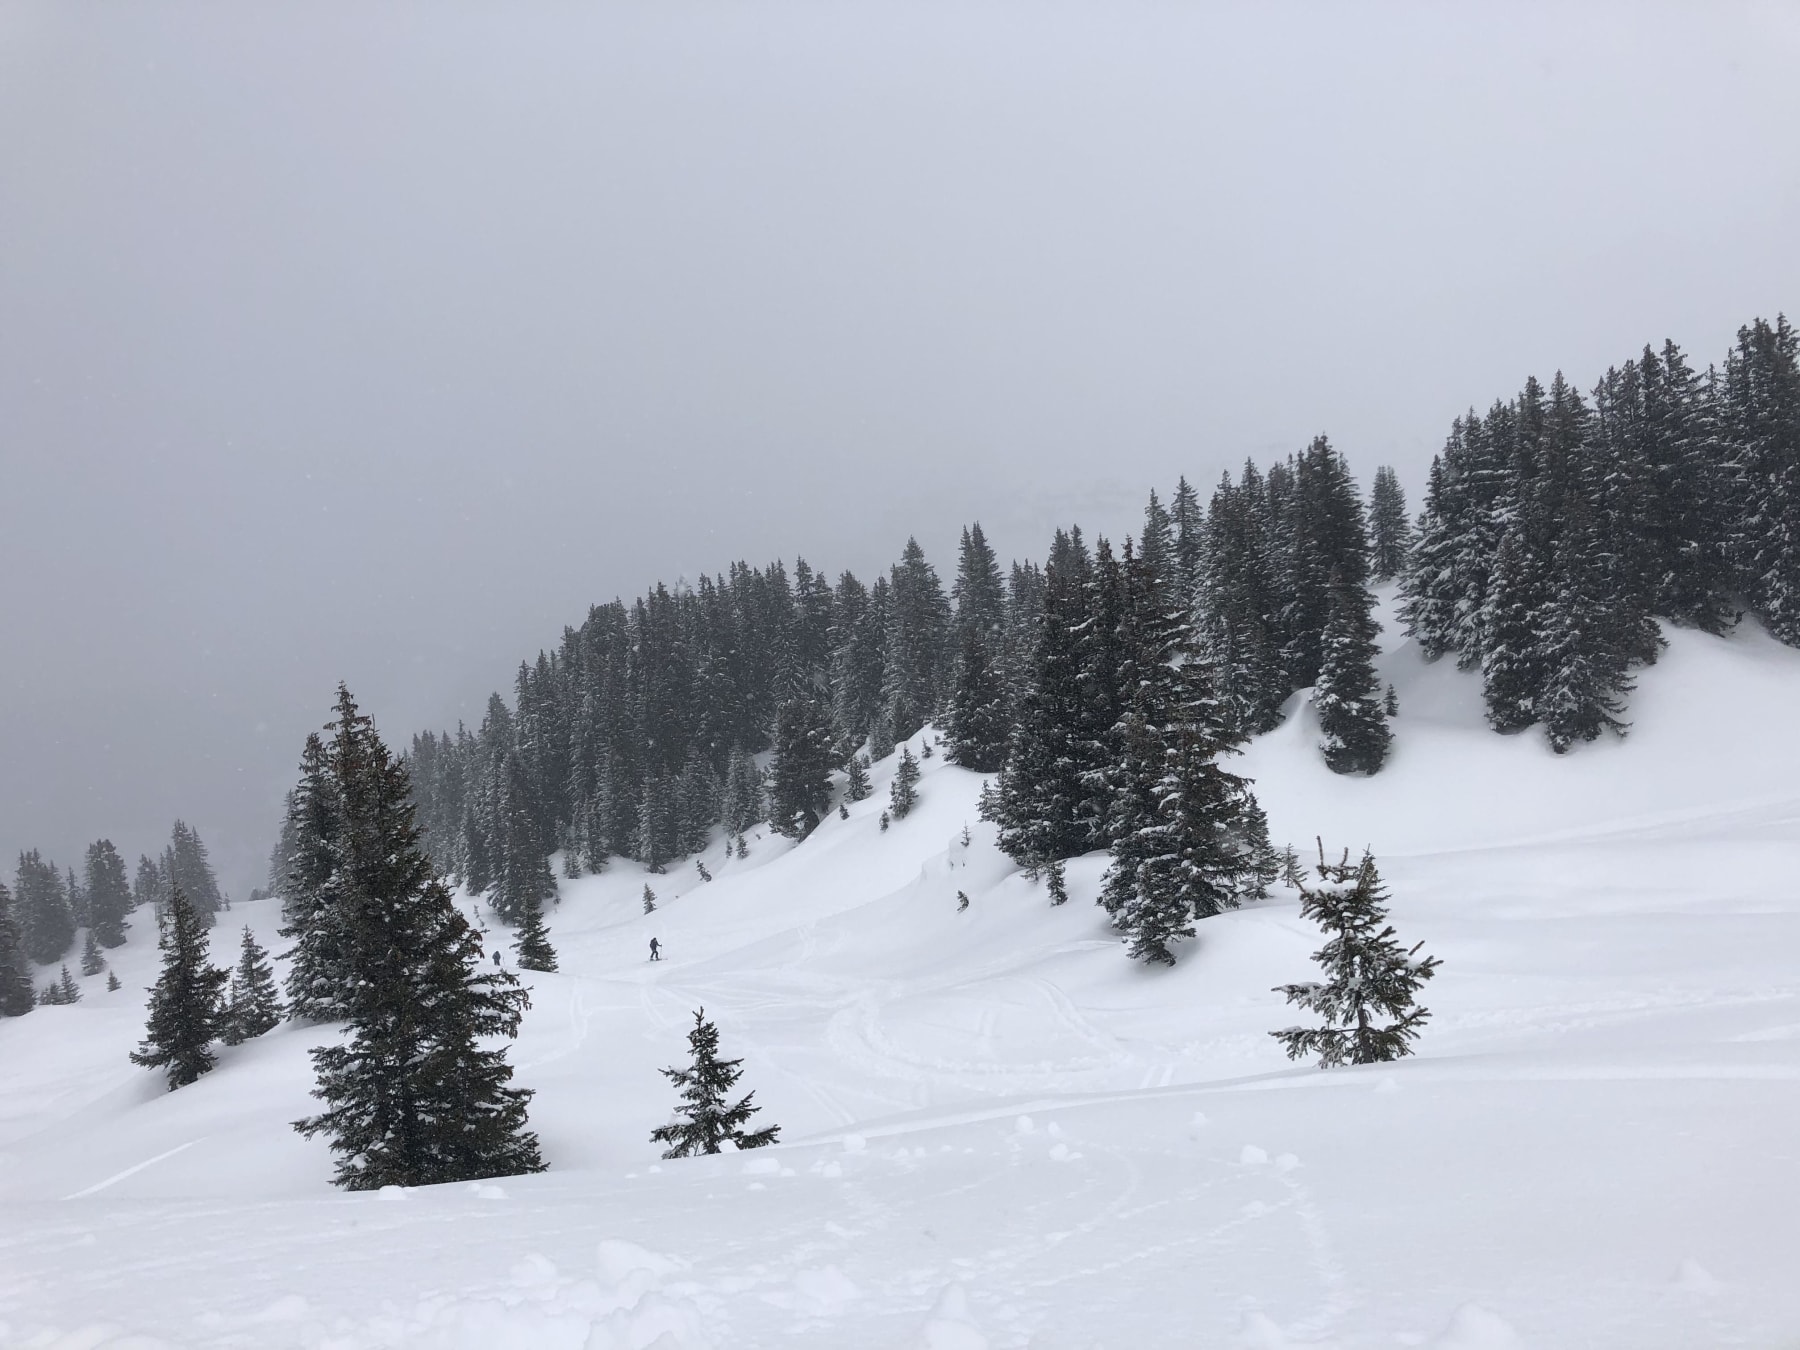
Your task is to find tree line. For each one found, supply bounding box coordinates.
[0,820,232,1019]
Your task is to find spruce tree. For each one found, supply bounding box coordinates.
[131,886,229,1090]
[889,744,921,820]
[0,881,34,1017]
[83,840,132,949]
[721,748,768,835]
[279,732,352,1022]
[57,964,81,1003]
[944,626,1010,773]
[843,753,872,803]
[649,1007,780,1158]
[221,927,282,1044]
[1313,573,1392,775]
[491,751,558,923]
[294,686,543,1189]
[1368,466,1412,582]
[15,849,75,965]
[643,884,657,914]
[1272,847,1440,1068]
[106,971,121,993]
[165,820,225,925]
[985,531,1095,868]
[1536,503,1635,752]
[1098,548,1271,965]
[513,892,558,972]
[768,695,836,839]
[80,928,106,977]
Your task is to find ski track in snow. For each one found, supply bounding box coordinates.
[4,616,1800,1347]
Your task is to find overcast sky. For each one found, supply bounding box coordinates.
[2,1,1797,895]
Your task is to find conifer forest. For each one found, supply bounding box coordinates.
[4,7,1798,1347]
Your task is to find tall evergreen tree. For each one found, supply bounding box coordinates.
[294,686,544,1189]
[986,530,1094,869]
[221,927,283,1044]
[14,849,74,965]
[130,886,229,1090]
[721,747,767,835]
[165,820,225,926]
[1536,502,1635,752]
[1368,466,1411,582]
[0,881,35,1017]
[883,537,952,739]
[83,840,132,949]
[279,732,352,1022]
[1313,573,1392,775]
[491,751,558,924]
[943,626,1010,773]
[1098,548,1272,965]
[649,1007,780,1158]
[952,522,1006,643]
[80,928,106,977]
[843,752,872,803]
[768,695,836,839]
[1272,847,1439,1068]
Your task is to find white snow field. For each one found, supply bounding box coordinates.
[5,610,1800,1349]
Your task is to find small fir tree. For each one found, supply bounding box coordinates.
[57,964,81,1003]
[1272,846,1440,1068]
[642,885,657,914]
[80,929,106,977]
[221,927,282,1044]
[512,892,558,972]
[1045,858,1068,907]
[131,887,229,1090]
[889,745,921,820]
[106,971,121,993]
[843,753,872,803]
[649,1007,781,1158]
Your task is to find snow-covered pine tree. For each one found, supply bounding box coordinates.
[14,849,74,965]
[1098,546,1271,964]
[294,685,543,1189]
[843,752,872,803]
[1721,316,1800,644]
[1196,465,1289,735]
[1368,466,1411,582]
[1313,572,1392,775]
[1272,846,1440,1067]
[952,522,1006,646]
[649,1007,781,1158]
[675,753,720,856]
[984,529,1095,869]
[643,884,657,914]
[0,881,34,1017]
[889,744,921,820]
[221,927,282,1044]
[80,928,106,976]
[768,694,836,839]
[1045,858,1068,907]
[130,886,228,1089]
[943,626,1010,773]
[512,891,558,972]
[56,964,80,1002]
[83,839,132,949]
[491,751,557,923]
[721,747,766,835]
[279,732,352,1022]
[1478,522,1549,734]
[133,853,163,915]
[1535,501,1635,752]
[883,537,953,742]
[165,820,224,926]
[106,971,121,992]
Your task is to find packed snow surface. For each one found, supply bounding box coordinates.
[4,611,1799,1348]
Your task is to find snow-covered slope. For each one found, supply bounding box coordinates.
[4,614,1799,1349]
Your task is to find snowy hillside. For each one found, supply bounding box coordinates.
[4,611,1799,1349]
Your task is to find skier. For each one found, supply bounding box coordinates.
[648,937,662,962]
